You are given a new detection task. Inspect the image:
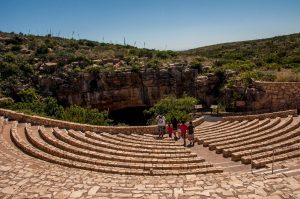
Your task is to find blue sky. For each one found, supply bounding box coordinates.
[1,0,300,50]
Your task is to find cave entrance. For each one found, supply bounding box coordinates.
[109,106,151,126]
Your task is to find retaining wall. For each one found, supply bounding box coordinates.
[249,81,300,111]
[222,109,297,121]
[0,108,204,135]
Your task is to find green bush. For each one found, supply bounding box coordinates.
[61,105,111,125]
[144,95,197,124]
[17,88,38,102]
[0,97,14,107]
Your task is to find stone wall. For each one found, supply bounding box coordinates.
[246,81,300,111]
[0,108,204,135]
[222,109,297,121]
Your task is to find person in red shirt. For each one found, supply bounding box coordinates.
[167,123,173,138]
[180,122,188,146]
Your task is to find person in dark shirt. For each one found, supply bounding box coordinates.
[171,117,178,140]
[188,121,195,146]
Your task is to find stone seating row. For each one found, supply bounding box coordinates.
[197,120,222,128]
[101,132,181,147]
[208,117,283,150]
[195,121,237,133]
[69,129,186,153]
[200,119,270,145]
[195,121,229,131]
[197,119,263,145]
[129,133,180,143]
[196,120,248,136]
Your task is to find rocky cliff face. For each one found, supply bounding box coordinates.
[38,66,221,111]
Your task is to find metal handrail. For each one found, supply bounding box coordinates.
[250,144,300,174]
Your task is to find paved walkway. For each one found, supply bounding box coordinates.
[1,155,300,199]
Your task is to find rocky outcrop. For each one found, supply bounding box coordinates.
[38,66,222,111]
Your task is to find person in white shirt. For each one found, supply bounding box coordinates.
[156,114,166,139]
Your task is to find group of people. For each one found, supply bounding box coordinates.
[156,114,195,147]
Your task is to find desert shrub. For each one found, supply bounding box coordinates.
[145,59,162,69]
[240,71,258,85]
[155,50,177,59]
[0,97,14,107]
[275,70,300,82]
[131,64,141,73]
[0,62,20,78]
[223,60,256,72]
[17,88,38,102]
[36,45,48,55]
[43,97,64,118]
[85,65,106,74]
[190,60,203,71]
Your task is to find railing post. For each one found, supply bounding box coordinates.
[251,149,253,174]
[272,149,275,174]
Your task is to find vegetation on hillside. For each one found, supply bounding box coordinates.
[183,33,300,85]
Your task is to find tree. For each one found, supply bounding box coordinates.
[144,95,197,124]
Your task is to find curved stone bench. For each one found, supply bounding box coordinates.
[201,119,269,146]
[195,121,229,131]
[196,121,248,136]
[195,121,238,133]
[199,120,260,146]
[102,132,181,146]
[207,118,280,150]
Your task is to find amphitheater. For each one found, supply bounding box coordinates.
[1,108,300,198]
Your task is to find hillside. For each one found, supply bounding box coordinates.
[182,33,300,82]
[0,31,179,97]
